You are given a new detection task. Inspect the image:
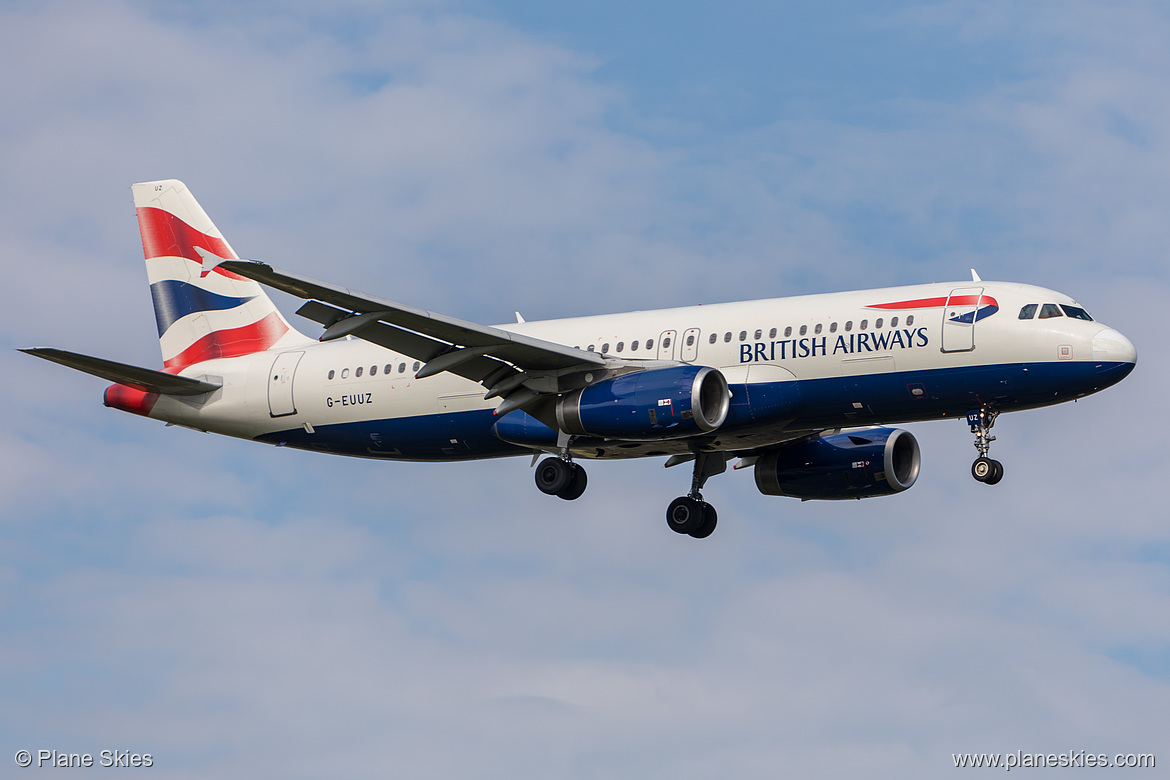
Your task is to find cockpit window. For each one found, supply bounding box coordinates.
[1060,304,1093,321]
[1039,303,1063,319]
[1018,303,1038,319]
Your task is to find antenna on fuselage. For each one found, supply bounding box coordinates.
[971,268,982,282]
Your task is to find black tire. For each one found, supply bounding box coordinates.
[689,502,718,539]
[971,457,994,483]
[556,464,588,500]
[666,496,705,535]
[535,457,573,495]
[985,459,1004,485]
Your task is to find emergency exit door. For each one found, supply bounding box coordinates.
[658,330,678,361]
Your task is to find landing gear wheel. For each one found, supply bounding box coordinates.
[556,463,588,500]
[972,457,1004,484]
[535,457,573,495]
[666,496,706,535]
[689,502,718,539]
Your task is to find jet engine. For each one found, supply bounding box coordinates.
[556,365,730,440]
[754,427,920,500]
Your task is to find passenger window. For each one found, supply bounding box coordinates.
[646,339,654,350]
[587,344,595,352]
[398,363,406,373]
[1039,303,1063,319]
[1060,304,1093,321]
[845,321,853,332]
[662,337,671,348]
[739,331,747,342]
[769,327,777,338]
[370,365,378,376]
[686,335,694,347]
[784,326,792,338]
[1019,304,1038,319]
[875,318,884,328]
[799,325,807,336]
[860,319,868,330]
[616,342,624,352]
[724,332,732,343]
[413,362,420,372]
[355,366,363,378]
[906,315,914,326]
[708,333,717,344]
[754,329,762,340]
[814,323,822,334]
[631,340,639,351]
[328,370,335,380]
[385,364,393,374]
[891,316,898,328]
[341,368,349,379]
[829,322,837,333]
[602,343,610,353]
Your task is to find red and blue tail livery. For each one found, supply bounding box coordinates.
[21,180,1137,540]
[132,181,308,370]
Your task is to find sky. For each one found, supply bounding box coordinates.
[1,0,1168,777]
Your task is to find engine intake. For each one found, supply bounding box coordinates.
[556,365,730,440]
[754,427,920,500]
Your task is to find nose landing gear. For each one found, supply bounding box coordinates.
[968,408,1004,485]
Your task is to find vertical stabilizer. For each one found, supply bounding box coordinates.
[132,179,309,370]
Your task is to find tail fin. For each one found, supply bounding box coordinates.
[132,179,309,370]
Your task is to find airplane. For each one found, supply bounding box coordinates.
[22,180,1137,539]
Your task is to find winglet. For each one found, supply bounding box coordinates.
[971,268,982,282]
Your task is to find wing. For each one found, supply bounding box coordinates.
[218,258,608,416]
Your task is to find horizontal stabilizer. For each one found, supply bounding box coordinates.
[19,348,221,396]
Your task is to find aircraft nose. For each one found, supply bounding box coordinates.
[1092,327,1137,365]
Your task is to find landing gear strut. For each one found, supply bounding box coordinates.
[968,407,1004,485]
[666,451,727,538]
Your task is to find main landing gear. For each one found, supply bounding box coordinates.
[968,407,1004,485]
[666,451,727,539]
[535,456,588,500]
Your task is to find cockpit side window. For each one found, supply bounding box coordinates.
[1060,304,1093,321]
[1039,303,1063,319]
[1018,304,1038,319]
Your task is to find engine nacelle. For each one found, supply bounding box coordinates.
[754,427,921,500]
[556,365,730,440]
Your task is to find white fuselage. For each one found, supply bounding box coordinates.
[140,280,1135,461]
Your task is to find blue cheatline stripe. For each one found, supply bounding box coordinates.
[149,280,256,336]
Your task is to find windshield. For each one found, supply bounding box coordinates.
[1060,304,1093,321]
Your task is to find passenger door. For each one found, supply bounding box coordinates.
[941,287,984,353]
[268,351,304,417]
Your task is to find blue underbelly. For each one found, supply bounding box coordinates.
[257,360,1132,460]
